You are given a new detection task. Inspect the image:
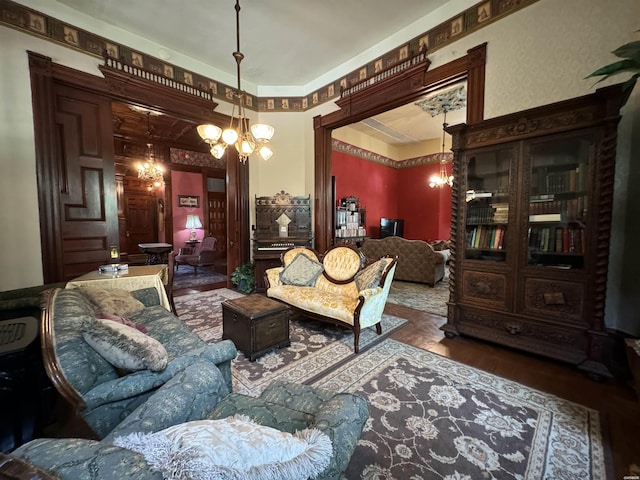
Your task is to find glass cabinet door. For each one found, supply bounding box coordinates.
[464,148,512,262]
[526,133,592,269]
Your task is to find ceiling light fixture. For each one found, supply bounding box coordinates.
[429,105,454,189]
[137,112,164,188]
[197,0,274,162]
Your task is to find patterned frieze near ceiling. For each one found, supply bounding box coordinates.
[0,0,539,113]
[332,139,453,169]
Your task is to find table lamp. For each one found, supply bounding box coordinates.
[185,214,202,241]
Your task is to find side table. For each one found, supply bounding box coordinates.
[222,294,290,361]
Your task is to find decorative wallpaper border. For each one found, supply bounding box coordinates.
[332,139,452,170]
[170,148,226,169]
[1,0,539,113]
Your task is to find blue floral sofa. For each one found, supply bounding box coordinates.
[5,286,368,479]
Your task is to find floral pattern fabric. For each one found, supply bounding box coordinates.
[312,339,606,480]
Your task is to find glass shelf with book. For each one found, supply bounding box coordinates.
[463,148,511,262]
[526,134,591,269]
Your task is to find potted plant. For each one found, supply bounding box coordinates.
[231,263,255,294]
[586,35,640,105]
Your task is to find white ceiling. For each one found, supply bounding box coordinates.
[54,0,455,87]
[50,0,466,148]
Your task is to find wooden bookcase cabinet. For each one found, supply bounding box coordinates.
[443,86,624,378]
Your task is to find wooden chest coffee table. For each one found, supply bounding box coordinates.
[222,294,290,361]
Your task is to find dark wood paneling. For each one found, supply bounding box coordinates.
[54,83,118,280]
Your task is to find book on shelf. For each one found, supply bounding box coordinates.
[528,226,584,253]
[467,225,505,250]
[99,263,129,273]
[529,213,562,222]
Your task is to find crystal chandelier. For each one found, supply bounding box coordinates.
[429,106,454,188]
[197,0,274,162]
[137,112,164,188]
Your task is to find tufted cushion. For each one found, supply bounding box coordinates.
[322,246,362,281]
[113,414,332,480]
[81,286,145,317]
[280,252,325,286]
[355,258,387,291]
[82,319,168,371]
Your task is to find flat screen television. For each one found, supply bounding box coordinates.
[380,218,404,238]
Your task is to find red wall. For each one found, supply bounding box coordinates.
[171,170,205,247]
[332,151,451,241]
[332,151,399,238]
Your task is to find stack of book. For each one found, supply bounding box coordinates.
[99,263,129,273]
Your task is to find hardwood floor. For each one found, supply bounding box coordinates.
[384,302,640,479]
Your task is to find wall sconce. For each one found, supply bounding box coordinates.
[185,215,202,241]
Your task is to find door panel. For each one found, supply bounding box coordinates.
[208,191,227,265]
[124,193,158,254]
[54,85,117,280]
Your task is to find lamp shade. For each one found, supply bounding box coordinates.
[197,124,222,144]
[185,215,202,229]
[251,123,274,141]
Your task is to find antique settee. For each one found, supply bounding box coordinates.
[359,236,446,286]
[5,285,368,479]
[266,245,397,353]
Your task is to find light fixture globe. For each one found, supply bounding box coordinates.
[197,124,222,144]
[237,136,256,156]
[258,145,273,161]
[222,128,239,145]
[251,123,274,141]
[210,143,226,159]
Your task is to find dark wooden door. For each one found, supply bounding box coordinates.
[50,84,118,280]
[208,191,227,270]
[124,192,157,254]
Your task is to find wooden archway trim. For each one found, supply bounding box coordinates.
[313,43,487,253]
[27,51,248,282]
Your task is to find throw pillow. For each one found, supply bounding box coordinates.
[97,312,148,333]
[81,286,145,317]
[113,415,332,480]
[355,259,387,291]
[279,252,324,286]
[83,319,168,371]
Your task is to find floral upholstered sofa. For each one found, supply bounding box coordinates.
[5,286,369,479]
[39,286,238,438]
[360,236,446,286]
[266,245,397,353]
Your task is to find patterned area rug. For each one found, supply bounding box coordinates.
[172,267,227,290]
[174,289,410,397]
[387,269,450,317]
[312,338,606,480]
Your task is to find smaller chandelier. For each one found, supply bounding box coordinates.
[429,159,454,188]
[197,0,274,163]
[137,112,164,188]
[429,105,454,189]
[137,143,165,188]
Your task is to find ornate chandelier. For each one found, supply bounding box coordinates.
[137,112,164,188]
[197,0,274,162]
[428,105,454,189]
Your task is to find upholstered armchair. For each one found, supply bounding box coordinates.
[174,235,217,273]
[9,366,369,480]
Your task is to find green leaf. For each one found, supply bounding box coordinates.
[612,40,640,62]
[586,59,640,81]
